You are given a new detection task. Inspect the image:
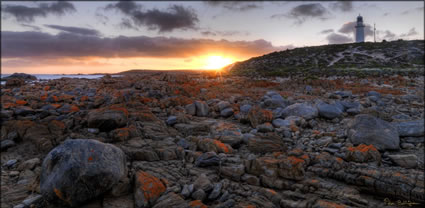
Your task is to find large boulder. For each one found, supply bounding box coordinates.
[194,101,209,117]
[88,108,128,131]
[40,139,127,207]
[4,73,37,80]
[395,119,424,137]
[317,102,343,119]
[347,114,400,151]
[281,103,318,120]
[247,106,273,128]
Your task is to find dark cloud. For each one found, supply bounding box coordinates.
[400,28,418,38]
[320,29,334,34]
[382,12,390,17]
[20,24,41,31]
[379,30,396,41]
[44,25,100,36]
[326,33,353,44]
[271,3,330,24]
[330,1,353,12]
[205,1,262,12]
[1,31,290,59]
[338,21,374,37]
[2,2,75,22]
[201,30,250,37]
[106,2,199,32]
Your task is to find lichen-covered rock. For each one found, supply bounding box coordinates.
[345,144,381,163]
[87,107,128,131]
[248,106,273,128]
[40,139,127,207]
[347,114,399,151]
[134,171,166,208]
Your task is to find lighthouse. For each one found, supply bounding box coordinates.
[355,14,365,42]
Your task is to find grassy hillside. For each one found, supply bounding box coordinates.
[227,40,424,76]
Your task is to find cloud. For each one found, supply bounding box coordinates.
[330,1,353,12]
[401,6,423,15]
[319,29,334,34]
[271,3,330,24]
[44,24,100,36]
[201,30,250,37]
[338,21,374,37]
[1,31,290,59]
[326,33,353,44]
[20,24,41,31]
[205,1,262,12]
[105,2,199,32]
[400,27,418,38]
[2,1,75,22]
[379,30,396,40]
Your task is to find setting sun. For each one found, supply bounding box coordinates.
[203,55,233,70]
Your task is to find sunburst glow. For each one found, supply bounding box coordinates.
[203,55,233,70]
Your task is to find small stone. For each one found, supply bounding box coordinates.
[181,184,194,198]
[220,108,234,117]
[5,159,18,168]
[217,101,231,112]
[22,194,43,206]
[87,128,99,134]
[195,152,220,167]
[1,139,16,151]
[195,101,209,117]
[185,103,196,115]
[388,154,417,168]
[401,143,415,149]
[191,189,206,201]
[208,182,222,200]
[240,104,252,114]
[18,158,40,171]
[194,174,213,192]
[166,116,177,126]
[257,122,274,133]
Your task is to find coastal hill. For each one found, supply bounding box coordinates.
[227,40,424,76]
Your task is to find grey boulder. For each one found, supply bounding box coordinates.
[40,139,127,207]
[281,103,318,120]
[347,114,399,151]
[395,119,424,137]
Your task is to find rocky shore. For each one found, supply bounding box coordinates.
[1,70,424,208]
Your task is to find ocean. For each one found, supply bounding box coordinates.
[0,74,121,85]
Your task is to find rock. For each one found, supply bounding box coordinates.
[195,152,220,167]
[220,164,245,181]
[217,101,231,111]
[388,154,417,168]
[194,174,213,192]
[134,171,166,208]
[210,122,242,147]
[17,158,40,171]
[191,189,206,201]
[1,139,16,151]
[220,108,234,117]
[189,200,208,208]
[103,195,134,208]
[247,133,285,153]
[181,184,194,198]
[88,108,128,131]
[40,139,127,207]
[345,144,381,163]
[197,138,233,154]
[257,122,274,133]
[366,91,381,97]
[317,102,343,119]
[87,128,99,134]
[14,106,35,116]
[347,114,400,151]
[21,194,43,207]
[6,78,26,87]
[241,174,260,186]
[185,103,196,115]
[248,106,273,128]
[262,91,289,109]
[208,182,222,200]
[195,101,209,117]
[152,192,188,208]
[5,159,18,168]
[240,104,252,114]
[334,91,352,98]
[4,73,37,80]
[166,116,177,126]
[395,119,424,137]
[281,103,318,120]
[272,118,291,128]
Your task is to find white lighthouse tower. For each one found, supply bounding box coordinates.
[355,14,365,43]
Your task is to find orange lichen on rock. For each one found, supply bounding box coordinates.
[51,104,61,109]
[80,96,89,102]
[44,86,50,91]
[109,106,129,116]
[213,140,230,153]
[288,156,305,166]
[52,95,59,102]
[88,156,93,162]
[289,123,299,132]
[41,93,48,101]
[2,103,16,109]
[136,171,166,203]
[347,144,377,153]
[265,188,277,195]
[189,200,208,208]
[316,200,347,208]
[15,100,27,105]
[70,105,80,112]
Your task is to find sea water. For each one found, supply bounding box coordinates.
[0,74,121,85]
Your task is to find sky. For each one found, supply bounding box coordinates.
[1,1,424,74]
